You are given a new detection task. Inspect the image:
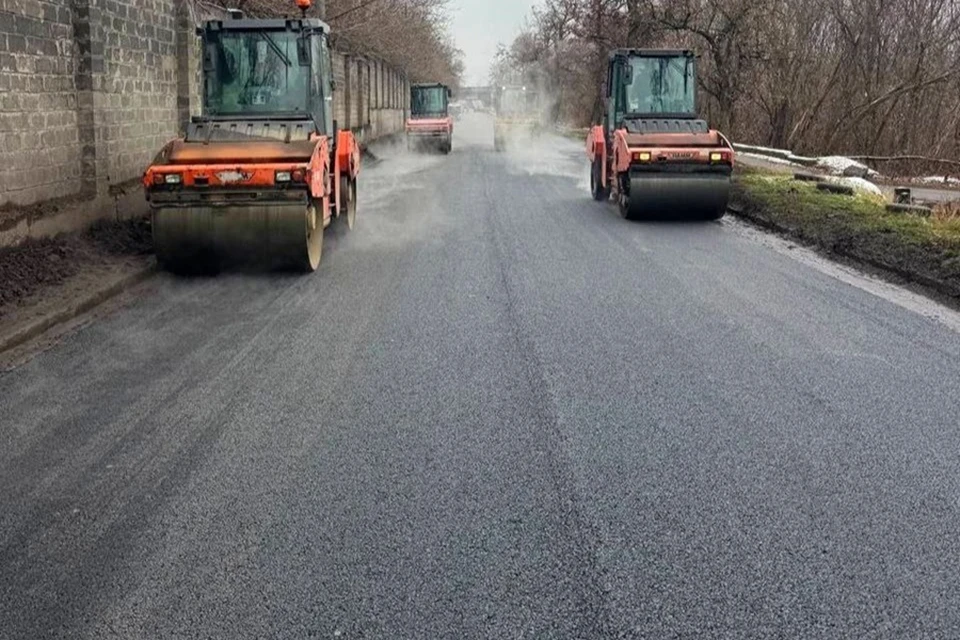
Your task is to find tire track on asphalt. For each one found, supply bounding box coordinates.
[477,149,618,638]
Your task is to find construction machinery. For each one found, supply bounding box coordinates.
[406,83,454,153]
[142,1,360,273]
[586,50,733,220]
[493,85,542,152]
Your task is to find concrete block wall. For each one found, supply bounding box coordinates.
[93,0,179,191]
[0,0,81,206]
[0,0,190,215]
[0,0,411,244]
[333,52,408,144]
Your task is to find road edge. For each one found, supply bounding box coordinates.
[727,202,960,309]
[0,261,157,355]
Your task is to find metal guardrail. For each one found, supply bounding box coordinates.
[732,143,819,167]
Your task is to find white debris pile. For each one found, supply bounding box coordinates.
[816,156,881,180]
[734,144,885,176]
[734,143,817,166]
[919,176,960,186]
[833,176,884,198]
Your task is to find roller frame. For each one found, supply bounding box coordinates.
[143,130,361,273]
[586,124,734,220]
[405,116,454,154]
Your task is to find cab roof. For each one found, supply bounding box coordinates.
[200,18,330,33]
[610,49,695,59]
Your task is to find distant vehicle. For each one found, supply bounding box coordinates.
[406,83,454,154]
[493,85,543,152]
[586,49,734,220]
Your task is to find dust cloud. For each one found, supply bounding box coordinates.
[351,135,453,250]
[499,131,588,188]
[487,79,590,189]
[352,94,592,253]
[457,107,589,189]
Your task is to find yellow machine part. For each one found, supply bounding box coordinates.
[493,118,542,151]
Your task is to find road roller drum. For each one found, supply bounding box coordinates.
[152,203,322,273]
[620,172,731,221]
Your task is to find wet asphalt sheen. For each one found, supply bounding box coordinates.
[3,114,960,639]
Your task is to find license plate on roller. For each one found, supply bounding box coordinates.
[217,170,250,183]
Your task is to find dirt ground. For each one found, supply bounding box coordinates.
[0,218,152,318]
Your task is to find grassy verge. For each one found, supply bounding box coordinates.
[731,171,960,300]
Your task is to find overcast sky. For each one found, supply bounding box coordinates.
[450,0,537,86]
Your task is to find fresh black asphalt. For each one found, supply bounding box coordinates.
[2,114,960,638]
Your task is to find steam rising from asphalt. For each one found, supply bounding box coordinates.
[500,131,588,190]
[351,108,590,253]
[352,134,451,250]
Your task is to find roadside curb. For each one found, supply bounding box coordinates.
[0,261,157,355]
[727,203,959,303]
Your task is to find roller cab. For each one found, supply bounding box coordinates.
[406,83,453,154]
[586,50,733,220]
[143,5,360,274]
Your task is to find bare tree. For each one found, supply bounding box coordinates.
[498,0,960,172]
[220,0,464,87]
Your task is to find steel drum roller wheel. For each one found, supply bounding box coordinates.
[152,209,213,275]
[152,203,322,273]
[302,204,323,271]
[622,173,730,220]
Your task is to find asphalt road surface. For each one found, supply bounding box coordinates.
[3,113,960,639]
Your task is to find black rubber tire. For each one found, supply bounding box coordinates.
[340,175,357,230]
[591,159,610,201]
[618,194,632,219]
